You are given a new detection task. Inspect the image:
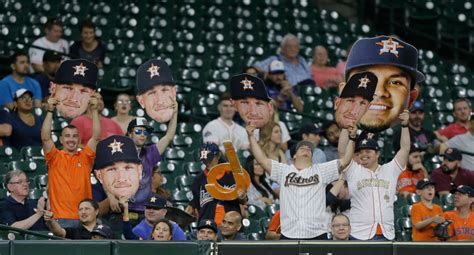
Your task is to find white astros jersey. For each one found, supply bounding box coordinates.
[344,159,404,240]
[271,160,339,238]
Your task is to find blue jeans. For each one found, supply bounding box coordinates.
[56,219,80,228]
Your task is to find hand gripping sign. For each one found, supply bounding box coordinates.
[205,141,250,201]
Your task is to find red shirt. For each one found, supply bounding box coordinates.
[437,123,468,139]
[431,167,474,194]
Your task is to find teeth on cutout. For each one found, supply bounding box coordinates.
[369,105,386,110]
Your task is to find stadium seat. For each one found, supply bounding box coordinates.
[21,146,45,162]
[28,188,46,200]
[8,160,47,177]
[183,162,204,176]
[264,204,280,217]
[0,188,7,201]
[401,205,412,217]
[164,148,187,161]
[440,193,454,206]
[35,174,48,189]
[175,175,194,190]
[247,232,265,240]
[170,189,193,203]
[242,218,261,234]
[0,146,21,163]
[259,217,270,233]
[248,204,266,220]
[406,193,421,205]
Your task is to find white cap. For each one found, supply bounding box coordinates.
[268,60,285,74]
[14,88,33,100]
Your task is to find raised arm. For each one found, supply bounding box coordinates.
[41,97,58,154]
[246,124,272,174]
[338,128,350,158]
[394,110,410,168]
[338,123,357,171]
[86,93,101,151]
[43,209,66,238]
[157,100,178,154]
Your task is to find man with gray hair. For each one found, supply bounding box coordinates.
[254,33,313,86]
[0,170,47,230]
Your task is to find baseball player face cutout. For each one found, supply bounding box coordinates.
[344,65,418,132]
[137,85,177,123]
[335,96,370,129]
[197,228,217,241]
[232,98,273,128]
[50,82,94,119]
[95,161,143,199]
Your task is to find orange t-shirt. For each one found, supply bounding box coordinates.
[444,210,474,241]
[397,169,425,194]
[268,210,281,234]
[411,202,443,241]
[46,146,95,219]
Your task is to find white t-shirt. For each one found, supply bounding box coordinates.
[202,117,249,153]
[271,159,339,238]
[29,36,70,65]
[254,121,291,143]
[344,159,404,240]
[445,132,474,171]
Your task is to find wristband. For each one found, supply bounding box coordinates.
[349,136,357,141]
[401,124,409,128]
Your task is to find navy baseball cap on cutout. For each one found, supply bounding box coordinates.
[91,224,113,239]
[136,59,175,95]
[94,135,141,169]
[54,59,98,89]
[339,71,377,102]
[450,185,474,197]
[345,36,425,85]
[197,219,218,233]
[230,74,271,102]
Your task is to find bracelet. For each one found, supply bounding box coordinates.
[401,124,409,128]
[47,109,54,113]
[349,136,357,141]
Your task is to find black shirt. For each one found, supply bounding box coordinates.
[70,41,106,66]
[65,224,94,239]
[0,196,47,230]
[392,125,438,152]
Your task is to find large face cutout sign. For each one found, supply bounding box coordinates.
[230,74,273,128]
[341,36,424,132]
[136,59,177,123]
[52,59,98,119]
[335,72,377,129]
[94,135,142,199]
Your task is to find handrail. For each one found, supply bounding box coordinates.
[0,224,64,240]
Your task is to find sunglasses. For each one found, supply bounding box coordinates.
[134,129,150,136]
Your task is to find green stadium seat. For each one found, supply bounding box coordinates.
[170,190,193,203]
[0,188,8,201]
[265,204,280,218]
[175,175,194,190]
[407,193,421,205]
[20,146,45,162]
[172,135,194,148]
[440,193,454,206]
[0,146,21,163]
[35,174,48,189]
[8,160,47,177]
[248,204,266,220]
[247,232,265,240]
[183,162,204,176]
[401,205,412,217]
[242,218,261,234]
[164,148,187,161]
[28,188,46,200]
[259,217,270,233]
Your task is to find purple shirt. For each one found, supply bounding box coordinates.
[128,145,161,212]
[431,167,474,193]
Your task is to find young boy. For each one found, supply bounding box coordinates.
[411,179,444,241]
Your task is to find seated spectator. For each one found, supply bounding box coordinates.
[202,92,249,153]
[0,170,47,230]
[440,111,474,171]
[8,89,43,150]
[444,185,474,241]
[196,219,218,241]
[31,50,62,101]
[263,60,304,112]
[242,66,260,77]
[435,98,471,142]
[220,211,247,241]
[322,121,340,161]
[431,148,474,196]
[392,101,439,153]
[43,199,99,239]
[70,20,106,68]
[124,195,186,240]
[258,122,287,164]
[397,143,429,197]
[151,166,171,201]
[253,102,291,151]
[265,210,281,240]
[245,156,277,210]
[110,93,135,134]
[411,179,444,241]
[29,18,69,73]
[310,45,343,89]
[90,224,113,240]
[71,92,123,146]
[330,214,351,241]
[254,33,313,86]
[286,123,327,164]
[0,107,12,146]
[0,51,42,110]
[150,219,173,241]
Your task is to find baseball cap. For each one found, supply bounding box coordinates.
[410,101,424,112]
[199,142,220,164]
[43,50,62,63]
[355,132,379,152]
[450,185,474,197]
[54,59,98,89]
[444,148,462,161]
[13,89,33,100]
[339,71,377,102]
[345,35,425,86]
[144,194,168,209]
[91,224,113,239]
[409,143,424,154]
[268,60,285,74]
[127,117,153,133]
[299,123,323,137]
[416,178,435,190]
[230,74,271,102]
[136,59,175,95]
[94,135,141,170]
[197,219,218,233]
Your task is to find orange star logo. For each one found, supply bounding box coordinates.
[72,63,88,76]
[375,37,404,58]
[147,63,160,78]
[240,77,254,90]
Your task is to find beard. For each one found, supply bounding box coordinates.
[442,165,457,175]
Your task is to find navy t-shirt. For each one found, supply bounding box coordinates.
[0,196,47,230]
[190,170,241,221]
[70,41,106,65]
[8,112,43,150]
[0,108,11,146]
[30,73,52,99]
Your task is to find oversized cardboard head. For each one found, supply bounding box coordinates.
[136,59,177,123]
[94,135,142,199]
[52,59,97,119]
[230,74,273,128]
[342,35,424,132]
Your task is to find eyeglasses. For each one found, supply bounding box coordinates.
[117,100,131,105]
[134,129,150,136]
[9,179,30,185]
[18,96,33,102]
[331,223,350,228]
